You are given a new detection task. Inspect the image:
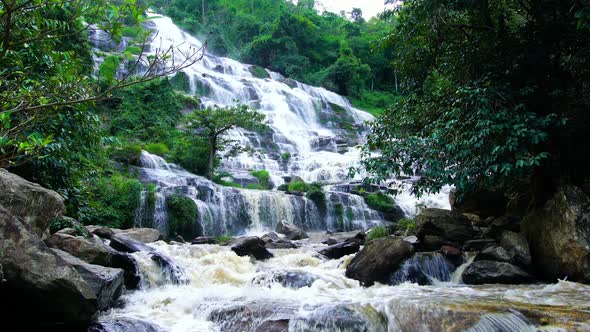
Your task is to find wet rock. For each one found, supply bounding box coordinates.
[522,185,590,282]
[403,235,419,244]
[191,236,217,245]
[87,225,116,239]
[318,241,360,259]
[252,270,319,289]
[449,188,508,218]
[290,304,388,332]
[150,253,189,285]
[51,249,124,310]
[487,215,521,240]
[462,213,482,225]
[463,239,496,252]
[45,233,112,266]
[173,235,185,243]
[254,320,289,332]
[415,208,476,246]
[110,234,154,253]
[88,318,166,332]
[209,300,296,332]
[462,260,534,285]
[439,245,464,267]
[422,235,445,251]
[0,168,65,237]
[109,251,141,290]
[265,239,298,249]
[500,231,532,269]
[322,237,338,245]
[474,245,512,263]
[276,221,309,240]
[345,237,415,286]
[231,236,274,260]
[261,232,281,243]
[390,252,456,285]
[0,206,97,328]
[117,228,161,243]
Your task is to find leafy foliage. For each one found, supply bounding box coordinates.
[365,192,397,213]
[366,225,389,242]
[166,194,199,239]
[358,0,590,197]
[182,104,267,179]
[250,169,271,189]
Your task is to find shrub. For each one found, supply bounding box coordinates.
[109,143,143,166]
[288,181,309,192]
[365,192,397,213]
[246,183,265,190]
[277,184,289,191]
[398,218,416,235]
[280,152,291,161]
[145,142,169,156]
[305,182,326,216]
[366,225,389,242]
[125,45,142,55]
[49,216,90,237]
[166,194,199,239]
[215,234,233,244]
[78,175,143,229]
[250,169,270,189]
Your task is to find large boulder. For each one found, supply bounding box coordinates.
[415,208,476,246]
[0,168,65,236]
[345,237,415,286]
[191,236,218,245]
[86,225,116,239]
[0,206,97,328]
[209,300,296,332]
[51,249,124,311]
[110,234,154,253]
[500,231,532,269]
[117,228,161,243]
[45,232,112,266]
[462,260,534,285]
[252,270,319,289]
[231,236,274,260]
[88,318,166,332]
[318,241,360,259]
[449,188,508,218]
[521,185,590,282]
[276,221,309,240]
[290,304,387,332]
[265,239,299,249]
[109,251,141,290]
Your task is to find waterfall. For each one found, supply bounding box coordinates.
[450,252,477,284]
[390,253,457,285]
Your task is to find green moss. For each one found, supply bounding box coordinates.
[170,72,191,93]
[288,181,309,192]
[250,169,271,189]
[145,142,169,156]
[366,225,389,242]
[215,234,233,244]
[246,183,265,190]
[280,152,291,161]
[249,65,270,79]
[365,192,397,213]
[334,202,344,229]
[109,143,142,165]
[166,194,199,239]
[398,218,416,233]
[305,182,326,216]
[278,183,289,191]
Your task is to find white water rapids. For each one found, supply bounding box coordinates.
[98,239,590,331]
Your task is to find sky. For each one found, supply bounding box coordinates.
[314,0,394,19]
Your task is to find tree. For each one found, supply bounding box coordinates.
[350,8,364,24]
[0,0,206,168]
[182,104,267,180]
[356,0,590,199]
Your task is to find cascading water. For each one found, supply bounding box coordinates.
[92,13,590,332]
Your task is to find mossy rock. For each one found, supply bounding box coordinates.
[249,65,270,79]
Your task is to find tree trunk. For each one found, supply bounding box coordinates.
[207,135,216,180]
[201,0,206,24]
